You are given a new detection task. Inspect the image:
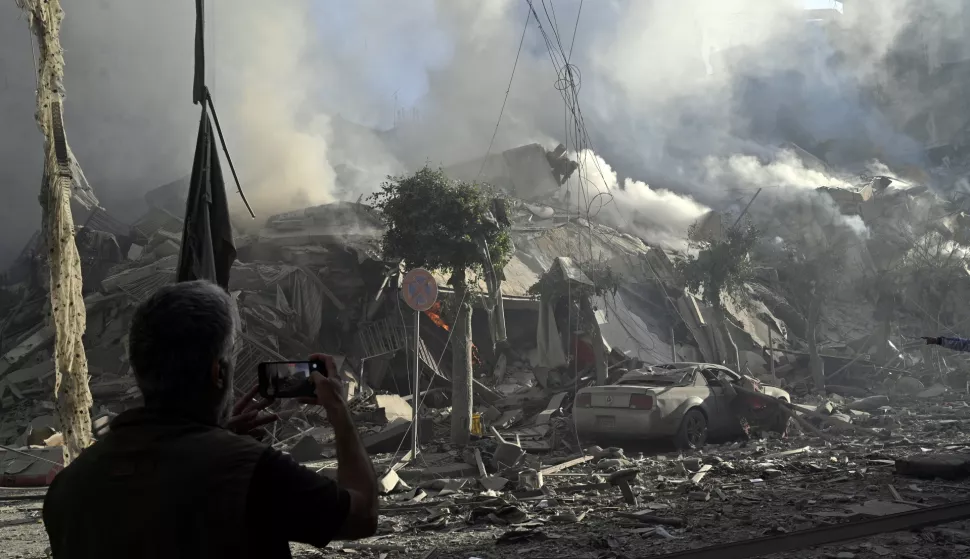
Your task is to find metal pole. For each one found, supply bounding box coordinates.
[411,310,420,458]
[769,329,776,382]
[670,326,677,361]
[732,187,763,228]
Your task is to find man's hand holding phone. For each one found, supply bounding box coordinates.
[299,353,345,411]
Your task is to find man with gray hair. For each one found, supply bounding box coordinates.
[42,280,378,558]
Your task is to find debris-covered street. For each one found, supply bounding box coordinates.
[5,0,970,558]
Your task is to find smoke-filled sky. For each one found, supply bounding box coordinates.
[0,0,965,265]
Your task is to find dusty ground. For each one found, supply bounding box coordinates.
[4,395,970,559]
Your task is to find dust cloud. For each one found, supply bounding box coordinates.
[0,0,955,266]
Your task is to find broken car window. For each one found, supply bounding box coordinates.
[617,369,693,386]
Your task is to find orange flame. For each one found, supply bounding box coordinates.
[425,302,450,332]
[424,302,480,365]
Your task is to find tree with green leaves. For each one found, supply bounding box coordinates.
[677,221,761,371]
[369,166,513,445]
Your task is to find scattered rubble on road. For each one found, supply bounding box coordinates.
[5,143,970,557]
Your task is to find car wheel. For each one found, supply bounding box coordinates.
[674,408,708,450]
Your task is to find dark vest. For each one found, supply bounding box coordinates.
[43,408,267,559]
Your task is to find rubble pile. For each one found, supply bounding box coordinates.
[274,383,970,558]
[5,142,970,556]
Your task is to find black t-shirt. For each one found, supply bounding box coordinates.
[246,448,351,558]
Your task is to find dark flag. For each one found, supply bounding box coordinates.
[176,105,236,289]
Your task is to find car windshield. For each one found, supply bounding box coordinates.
[617,369,692,386]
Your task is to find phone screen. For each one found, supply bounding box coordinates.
[258,360,320,399]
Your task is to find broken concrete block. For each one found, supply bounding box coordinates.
[493,441,526,471]
[534,392,567,426]
[831,412,853,424]
[518,469,543,490]
[895,454,970,480]
[373,394,413,423]
[848,395,890,412]
[895,377,925,395]
[591,447,626,461]
[361,418,432,454]
[437,478,468,496]
[480,476,509,491]
[817,401,836,415]
[917,384,947,399]
[379,469,402,494]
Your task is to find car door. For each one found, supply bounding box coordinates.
[698,368,731,436]
[711,368,747,437]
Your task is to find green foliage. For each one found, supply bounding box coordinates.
[527,258,622,301]
[369,166,513,289]
[677,222,761,310]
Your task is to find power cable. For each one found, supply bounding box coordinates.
[567,0,583,62]
[477,8,530,182]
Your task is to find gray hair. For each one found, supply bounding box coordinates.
[129,280,236,408]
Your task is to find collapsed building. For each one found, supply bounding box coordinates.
[4,139,970,556]
[3,141,970,438]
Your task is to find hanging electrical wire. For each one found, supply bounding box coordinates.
[477,9,531,182]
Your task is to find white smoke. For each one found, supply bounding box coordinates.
[702,150,855,193]
[0,0,958,266]
[572,150,709,248]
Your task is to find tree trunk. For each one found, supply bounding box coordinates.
[807,297,825,394]
[493,282,509,353]
[450,282,473,445]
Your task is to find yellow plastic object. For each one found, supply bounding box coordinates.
[471,413,484,436]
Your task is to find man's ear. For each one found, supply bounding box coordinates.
[211,359,225,390]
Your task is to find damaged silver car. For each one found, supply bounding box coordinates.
[573,363,791,449]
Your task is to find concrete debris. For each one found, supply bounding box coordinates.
[847,395,890,412]
[7,139,970,557]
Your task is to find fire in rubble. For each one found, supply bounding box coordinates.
[425,302,450,332]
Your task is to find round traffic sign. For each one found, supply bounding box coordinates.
[402,268,438,312]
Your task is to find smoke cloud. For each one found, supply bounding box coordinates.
[573,150,709,249]
[0,0,961,267]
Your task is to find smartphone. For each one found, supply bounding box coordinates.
[257,360,321,399]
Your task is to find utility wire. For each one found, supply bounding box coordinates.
[567,0,583,62]
[477,8,530,182]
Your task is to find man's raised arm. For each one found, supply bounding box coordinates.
[308,356,378,540]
